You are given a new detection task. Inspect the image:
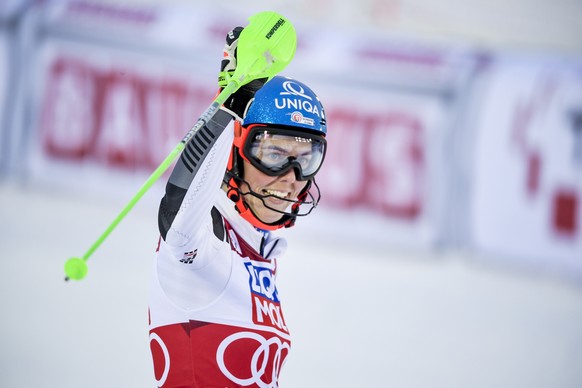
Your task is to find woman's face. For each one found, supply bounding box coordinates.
[240,162,308,225]
[239,129,321,225]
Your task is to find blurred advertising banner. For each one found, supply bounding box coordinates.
[25,1,245,201]
[28,39,216,201]
[469,58,582,273]
[296,32,476,249]
[303,80,454,248]
[22,2,474,250]
[11,0,582,275]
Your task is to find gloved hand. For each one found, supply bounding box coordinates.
[218,27,267,121]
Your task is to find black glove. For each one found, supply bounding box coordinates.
[218,27,267,121]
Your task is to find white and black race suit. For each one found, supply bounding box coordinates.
[149,109,291,388]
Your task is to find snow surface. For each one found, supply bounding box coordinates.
[1,181,582,388]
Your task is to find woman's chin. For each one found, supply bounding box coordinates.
[254,205,287,225]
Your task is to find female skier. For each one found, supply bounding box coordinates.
[148,27,328,387]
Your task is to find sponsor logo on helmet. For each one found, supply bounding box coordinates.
[290,111,315,126]
[274,81,320,122]
[281,81,312,100]
[274,98,320,116]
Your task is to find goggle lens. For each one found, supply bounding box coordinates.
[243,126,326,180]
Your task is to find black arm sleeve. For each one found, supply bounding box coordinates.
[158,109,233,240]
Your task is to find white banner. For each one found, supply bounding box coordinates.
[469,57,582,272]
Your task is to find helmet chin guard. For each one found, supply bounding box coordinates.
[224,150,321,230]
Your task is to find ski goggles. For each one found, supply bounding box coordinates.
[241,124,327,181]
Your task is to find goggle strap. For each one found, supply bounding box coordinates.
[233,121,246,149]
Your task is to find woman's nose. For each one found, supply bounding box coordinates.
[278,167,297,182]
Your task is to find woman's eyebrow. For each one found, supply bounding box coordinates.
[263,144,313,157]
[263,144,288,152]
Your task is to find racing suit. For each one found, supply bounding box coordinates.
[149,109,291,387]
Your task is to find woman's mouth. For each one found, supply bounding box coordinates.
[262,189,290,199]
[261,189,293,208]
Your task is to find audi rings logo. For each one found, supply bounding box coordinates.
[150,332,170,386]
[217,331,290,388]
